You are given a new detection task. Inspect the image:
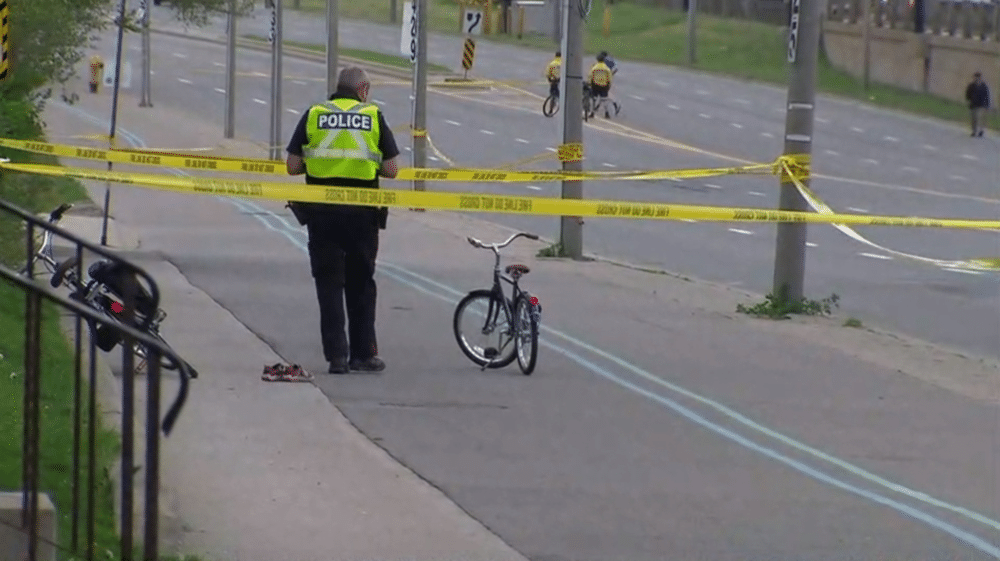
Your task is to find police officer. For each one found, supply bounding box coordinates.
[285,67,400,374]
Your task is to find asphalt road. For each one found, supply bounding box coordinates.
[49,13,1000,561]
[113,5,1000,359]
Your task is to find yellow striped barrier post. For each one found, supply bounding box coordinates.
[0,0,9,82]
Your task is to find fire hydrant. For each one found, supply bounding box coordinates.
[89,55,104,94]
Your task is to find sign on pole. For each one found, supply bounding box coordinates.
[400,0,417,63]
[464,8,483,35]
[787,0,801,62]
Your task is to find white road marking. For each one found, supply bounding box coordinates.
[546,147,558,152]
[173,53,188,59]
[213,62,225,67]
[373,99,385,105]
[698,113,711,119]
[602,162,616,168]
[667,177,682,182]
[404,146,412,151]
[860,252,892,260]
[286,108,299,114]
[705,183,722,189]
[526,185,542,190]
[861,158,878,165]
[760,132,774,138]
[696,90,710,96]
[806,242,818,247]
[943,268,983,275]
[628,94,645,101]
[253,98,267,105]
[668,104,680,110]
[480,129,495,135]
[178,78,193,84]
[150,71,156,75]
[901,166,920,173]
[824,149,840,156]
[214,87,226,94]
[515,138,530,144]
[961,154,978,161]
[734,99,751,105]
[949,174,969,181]
[446,119,462,126]
[731,123,743,129]
[292,80,308,85]
[816,117,830,124]
[680,218,697,223]
[851,126,864,133]
[748,191,766,197]
[728,228,754,235]
[883,135,899,142]
[428,156,439,161]
[847,207,869,213]
[923,144,938,151]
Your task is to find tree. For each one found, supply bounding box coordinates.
[0,0,255,133]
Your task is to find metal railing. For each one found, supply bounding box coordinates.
[0,196,195,561]
[828,0,999,41]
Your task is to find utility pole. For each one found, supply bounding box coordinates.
[327,0,338,94]
[391,0,398,23]
[412,0,427,192]
[557,0,584,258]
[268,0,284,160]
[225,0,237,138]
[771,0,821,302]
[100,0,129,248]
[861,0,870,90]
[687,0,697,65]
[139,0,153,107]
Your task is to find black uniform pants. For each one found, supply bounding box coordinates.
[305,210,380,363]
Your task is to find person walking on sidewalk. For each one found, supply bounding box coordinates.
[965,71,991,137]
[285,67,401,374]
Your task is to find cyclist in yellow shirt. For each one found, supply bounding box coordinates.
[588,52,620,118]
[545,51,562,98]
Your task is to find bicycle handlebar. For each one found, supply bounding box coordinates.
[467,231,539,251]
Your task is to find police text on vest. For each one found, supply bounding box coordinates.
[317,113,373,130]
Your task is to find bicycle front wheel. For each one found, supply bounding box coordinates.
[542,95,559,117]
[514,294,539,375]
[453,289,517,369]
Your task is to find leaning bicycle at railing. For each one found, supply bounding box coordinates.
[17,203,199,379]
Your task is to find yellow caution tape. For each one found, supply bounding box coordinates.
[3,161,998,230]
[779,159,1000,271]
[0,137,285,175]
[0,136,784,182]
[558,143,583,163]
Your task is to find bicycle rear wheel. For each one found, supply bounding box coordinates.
[453,289,517,369]
[514,294,539,375]
[542,95,559,117]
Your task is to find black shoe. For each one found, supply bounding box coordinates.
[977,130,984,137]
[349,357,386,372]
[327,359,349,374]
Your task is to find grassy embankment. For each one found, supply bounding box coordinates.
[295,0,991,131]
[0,99,200,560]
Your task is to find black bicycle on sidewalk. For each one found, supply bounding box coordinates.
[19,203,199,378]
[453,232,542,375]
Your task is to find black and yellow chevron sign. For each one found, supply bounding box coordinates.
[0,0,9,81]
[462,38,475,71]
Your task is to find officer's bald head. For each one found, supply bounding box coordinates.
[337,67,371,101]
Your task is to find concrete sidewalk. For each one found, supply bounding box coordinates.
[39,79,533,560]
